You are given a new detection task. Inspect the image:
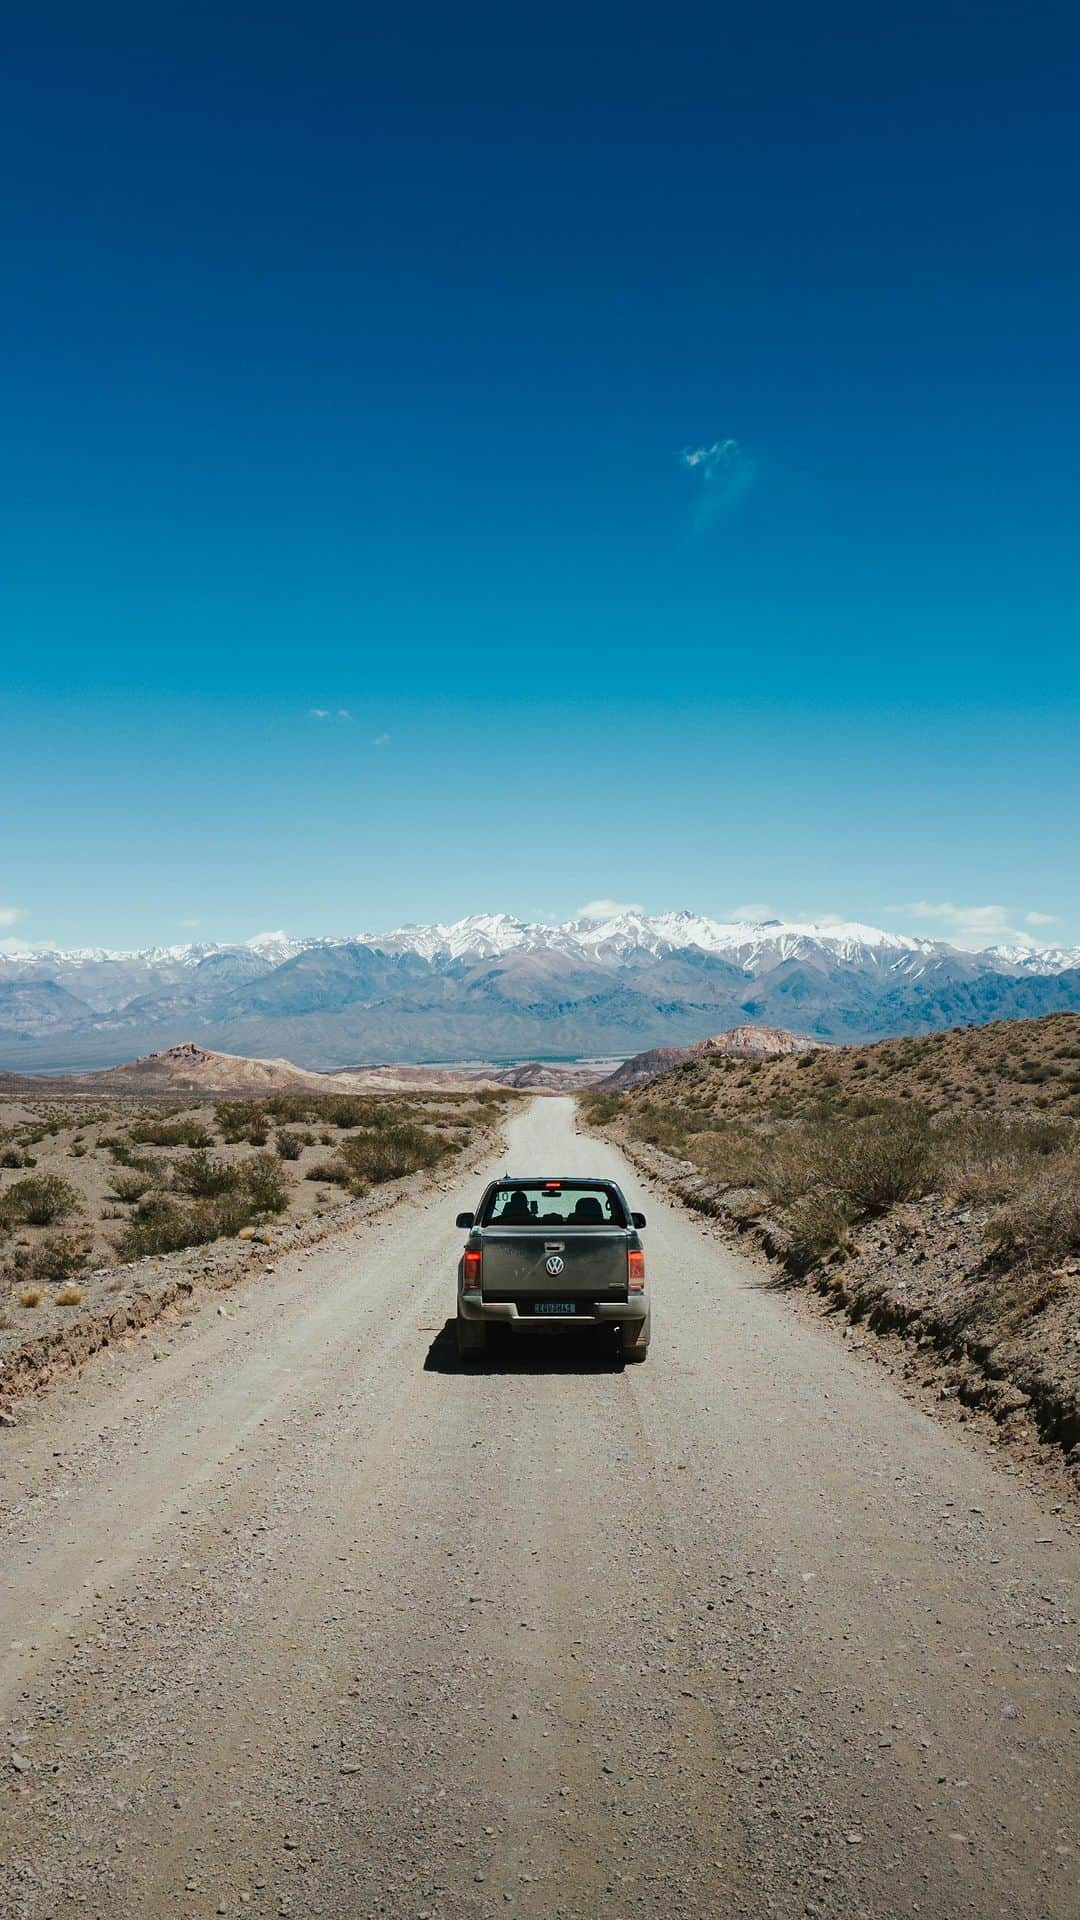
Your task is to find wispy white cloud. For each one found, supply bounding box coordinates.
[0,906,24,928]
[680,437,755,525]
[373,732,391,748]
[889,900,1058,949]
[177,917,201,928]
[308,707,353,721]
[726,901,773,923]
[577,898,645,921]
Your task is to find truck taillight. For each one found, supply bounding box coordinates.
[463,1248,482,1287]
[627,1248,645,1291]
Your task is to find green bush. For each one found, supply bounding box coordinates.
[309,1120,449,1195]
[0,1173,83,1227]
[215,1101,270,1144]
[275,1128,305,1160]
[128,1116,214,1149]
[241,1151,289,1214]
[117,1194,236,1259]
[172,1151,243,1198]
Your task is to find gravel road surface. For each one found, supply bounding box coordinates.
[1,1096,1077,1919]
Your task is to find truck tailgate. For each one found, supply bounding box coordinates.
[480,1229,628,1299]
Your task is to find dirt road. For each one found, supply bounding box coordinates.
[1,1097,1077,1919]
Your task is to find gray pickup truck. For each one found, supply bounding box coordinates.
[455,1176,649,1362]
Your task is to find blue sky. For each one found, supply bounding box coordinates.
[3,2,1078,952]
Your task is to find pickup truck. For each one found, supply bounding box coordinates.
[454,1176,649,1362]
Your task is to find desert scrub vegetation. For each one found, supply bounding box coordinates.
[274,1128,308,1160]
[127,1115,214,1149]
[598,1084,1080,1277]
[305,1118,453,1194]
[0,1083,502,1308]
[108,1166,156,1203]
[117,1152,290,1259]
[988,1159,1080,1271]
[0,1173,83,1227]
[170,1148,289,1210]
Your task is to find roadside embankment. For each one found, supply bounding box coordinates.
[579,1014,1080,1489]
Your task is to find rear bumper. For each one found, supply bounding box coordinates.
[459,1291,649,1326]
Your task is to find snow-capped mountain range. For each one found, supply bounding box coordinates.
[1,911,1078,1073]
[6,910,1078,974]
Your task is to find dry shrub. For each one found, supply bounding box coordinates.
[989,1161,1080,1269]
[116,1151,288,1258]
[0,1174,83,1227]
[242,1151,289,1214]
[55,1284,84,1306]
[687,1126,762,1190]
[935,1114,1072,1206]
[783,1192,855,1274]
[305,1120,449,1196]
[128,1116,213,1148]
[108,1167,156,1203]
[117,1194,245,1258]
[335,1122,447,1187]
[11,1234,91,1284]
[18,1288,43,1309]
[0,1146,36,1168]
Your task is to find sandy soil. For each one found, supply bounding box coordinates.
[1,1097,1077,1919]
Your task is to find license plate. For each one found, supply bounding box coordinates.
[535,1300,576,1316]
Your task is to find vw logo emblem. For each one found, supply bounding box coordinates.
[545,1254,565,1277]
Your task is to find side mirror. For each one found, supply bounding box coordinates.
[631,1211,647,1229]
[456,1211,475,1229]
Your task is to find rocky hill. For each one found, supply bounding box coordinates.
[605,1011,1080,1125]
[601,1023,824,1090]
[66,1043,335,1094]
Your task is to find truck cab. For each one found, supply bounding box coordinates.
[454,1176,649,1362]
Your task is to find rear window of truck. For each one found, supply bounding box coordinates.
[482,1183,626,1227]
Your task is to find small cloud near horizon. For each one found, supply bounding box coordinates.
[0,906,25,928]
[177,917,201,928]
[576,898,644,921]
[726,902,773,922]
[888,899,1059,949]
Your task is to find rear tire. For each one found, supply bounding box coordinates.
[456,1313,487,1360]
[620,1311,650,1363]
